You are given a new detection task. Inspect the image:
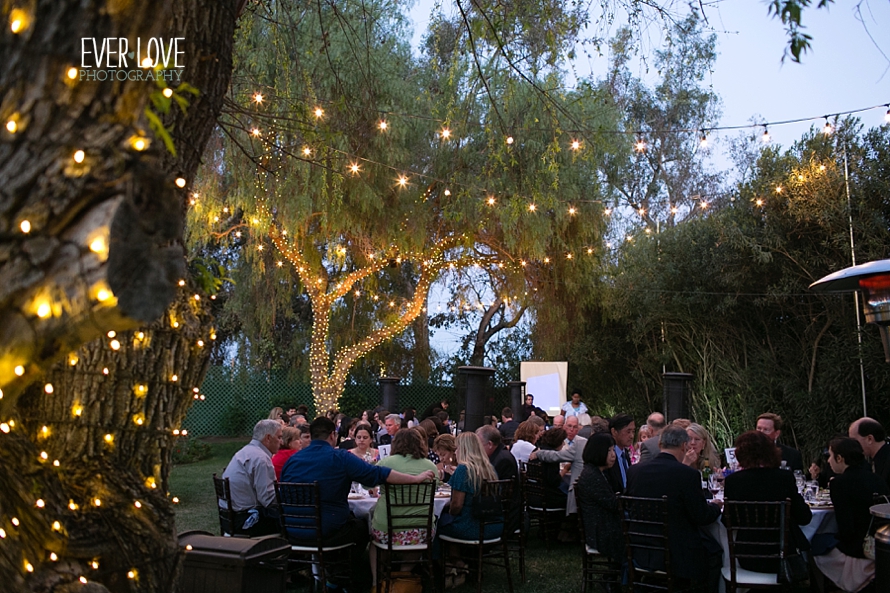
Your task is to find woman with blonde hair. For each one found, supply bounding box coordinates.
[268,406,285,424]
[683,423,720,470]
[437,432,501,542]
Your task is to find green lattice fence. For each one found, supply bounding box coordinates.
[183,366,509,437]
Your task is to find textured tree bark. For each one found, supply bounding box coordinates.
[0,0,239,591]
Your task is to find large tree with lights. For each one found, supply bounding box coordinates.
[191,0,623,411]
[0,1,238,591]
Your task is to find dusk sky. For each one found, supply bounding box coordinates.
[409,0,890,156]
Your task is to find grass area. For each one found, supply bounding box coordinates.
[170,439,582,592]
[171,438,247,535]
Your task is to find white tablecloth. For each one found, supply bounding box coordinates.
[347,493,450,523]
[709,507,836,593]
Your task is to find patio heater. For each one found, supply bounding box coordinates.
[810,259,890,363]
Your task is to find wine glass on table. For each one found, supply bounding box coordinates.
[708,473,722,500]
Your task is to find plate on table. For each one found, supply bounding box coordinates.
[435,491,451,498]
[808,501,833,509]
[348,492,366,500]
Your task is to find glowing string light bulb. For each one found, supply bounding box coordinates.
[761,126,771,143]
[378,120,387,131]
[67,67,78,80]
[74,150,85,163]
[822,118,833,135]
[6,120,17,133]
[253,92,263,103]
[634,135,646,152]
[314,107,324,118]
[570,140,580,150]
[440,128,451,139]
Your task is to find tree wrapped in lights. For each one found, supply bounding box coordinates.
[191,0,619,411]
[0,0,238,590]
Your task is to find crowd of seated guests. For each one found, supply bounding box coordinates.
[219,395,890,593]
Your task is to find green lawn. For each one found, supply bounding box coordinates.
[171,438,248,535]
[170,439,583,592]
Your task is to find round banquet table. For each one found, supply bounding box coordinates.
[347,491,451,524]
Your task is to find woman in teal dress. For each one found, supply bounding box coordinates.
[438,431,502,540]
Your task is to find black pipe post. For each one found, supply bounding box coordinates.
[507,381,525,417]
[662,372,693,422]
[458,366,495,434]
[378,376,401,414]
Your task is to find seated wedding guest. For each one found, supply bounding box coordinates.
[370,428,439,583]
[625,425,723,590]
[604,413,635,493]
[575,432,623,563]
[683,423,721,471]
[421,399,449,422]
[724,431,811,572]
[476,425,518,483]
[436,410,451,434]
[756,412,803,472]
[378,413,402,446]
[437,432,502,542]
[849,417,890,488]
[288,413,308,427]
[221,419,282,536]
[281,418,435,591]
[638,412,666,464]
[577,413,593,439]
[532,423,588,516]
[338,417,359,450]
[552,414,565,430]
[268,406,286,424]
[510,420,539,465]
[526,427,569,510]
[498,407,520,443]
[433,433,457,482]
[814,437,890,592]
[349,423,378,463]
[419,419,440,459]
[402,407,417,428]
[272,426,302,480]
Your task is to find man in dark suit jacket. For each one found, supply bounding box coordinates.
[477,425,521,532]
[637,412,666,464]
[756,412,804,472]
[625,425,723,588]
[850,417,890,489]
[604,413,636,493]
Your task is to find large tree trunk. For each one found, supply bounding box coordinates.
[0,0,239,591]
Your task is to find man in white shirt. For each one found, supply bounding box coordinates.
[221,419,282,536]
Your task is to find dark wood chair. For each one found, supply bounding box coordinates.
[275,482,355,592]
[618,495,685,593]
[575,490,621,593]
[439,479,514,593]
[722,499,798,592]
[212,473,238,537]
[373,481,437,593]
[522,460,566,542]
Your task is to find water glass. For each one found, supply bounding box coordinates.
[794,470,805,493]
[804,481,818,503]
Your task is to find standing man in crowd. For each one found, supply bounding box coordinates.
[850,417,890,488]
[605,413,636,493]
[221,419,282,536]
[626,425,723,590]
[521,393,536,421]
[638,412,666,464]
[756,412,804,472]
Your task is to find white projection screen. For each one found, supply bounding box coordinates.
[520,361,568,416]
